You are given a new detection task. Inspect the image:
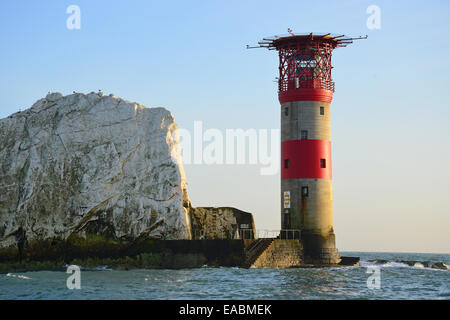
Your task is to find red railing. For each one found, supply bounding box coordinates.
[279,78,335,92]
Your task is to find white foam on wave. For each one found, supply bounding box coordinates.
[92,265,112,271]
[360,261,409,268]
[359,261,378,268]
[360,260,449,272]
[6,273,31,280]
[70,265,112,271]
[382,261,409,268]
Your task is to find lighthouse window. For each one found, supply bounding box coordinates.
[284,107,289,116]
[302,186,309,197]
[301,130,308,139]
[320,158,326,168]
[320,106,324,115]
[284,159,289,168]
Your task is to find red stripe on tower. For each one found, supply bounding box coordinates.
[279,88,333,104]
[281,139,332,180]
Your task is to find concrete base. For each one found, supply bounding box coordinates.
[251,240,303,268]
[300,232,341,265]
[248,239,346,268]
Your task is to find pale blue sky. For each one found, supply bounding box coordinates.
[1,1,449,253]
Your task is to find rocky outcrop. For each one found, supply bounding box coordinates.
[0,92,192,248]
[188,207,255,240]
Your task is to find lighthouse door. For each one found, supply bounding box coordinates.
[284,210,291,229]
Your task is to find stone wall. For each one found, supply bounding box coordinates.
[0,238,247,271]
[251,240,303,268]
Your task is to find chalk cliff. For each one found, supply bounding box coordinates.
[0,92,192,248]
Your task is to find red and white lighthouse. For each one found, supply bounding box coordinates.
[250,32,366,265]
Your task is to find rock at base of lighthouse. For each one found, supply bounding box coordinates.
[188,207,256,240]
[0,92,192,249]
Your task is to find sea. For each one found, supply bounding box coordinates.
[1,252,449,300]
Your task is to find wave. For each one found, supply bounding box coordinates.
[360,260,449,271]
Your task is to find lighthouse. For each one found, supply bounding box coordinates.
[249,32,366,265]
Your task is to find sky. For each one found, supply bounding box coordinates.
[0,0,449,253]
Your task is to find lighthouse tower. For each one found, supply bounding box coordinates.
[249,32,366,265]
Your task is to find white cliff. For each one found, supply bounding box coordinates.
[0,92,192,247]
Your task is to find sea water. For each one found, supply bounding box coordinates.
[1,252,449,300]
